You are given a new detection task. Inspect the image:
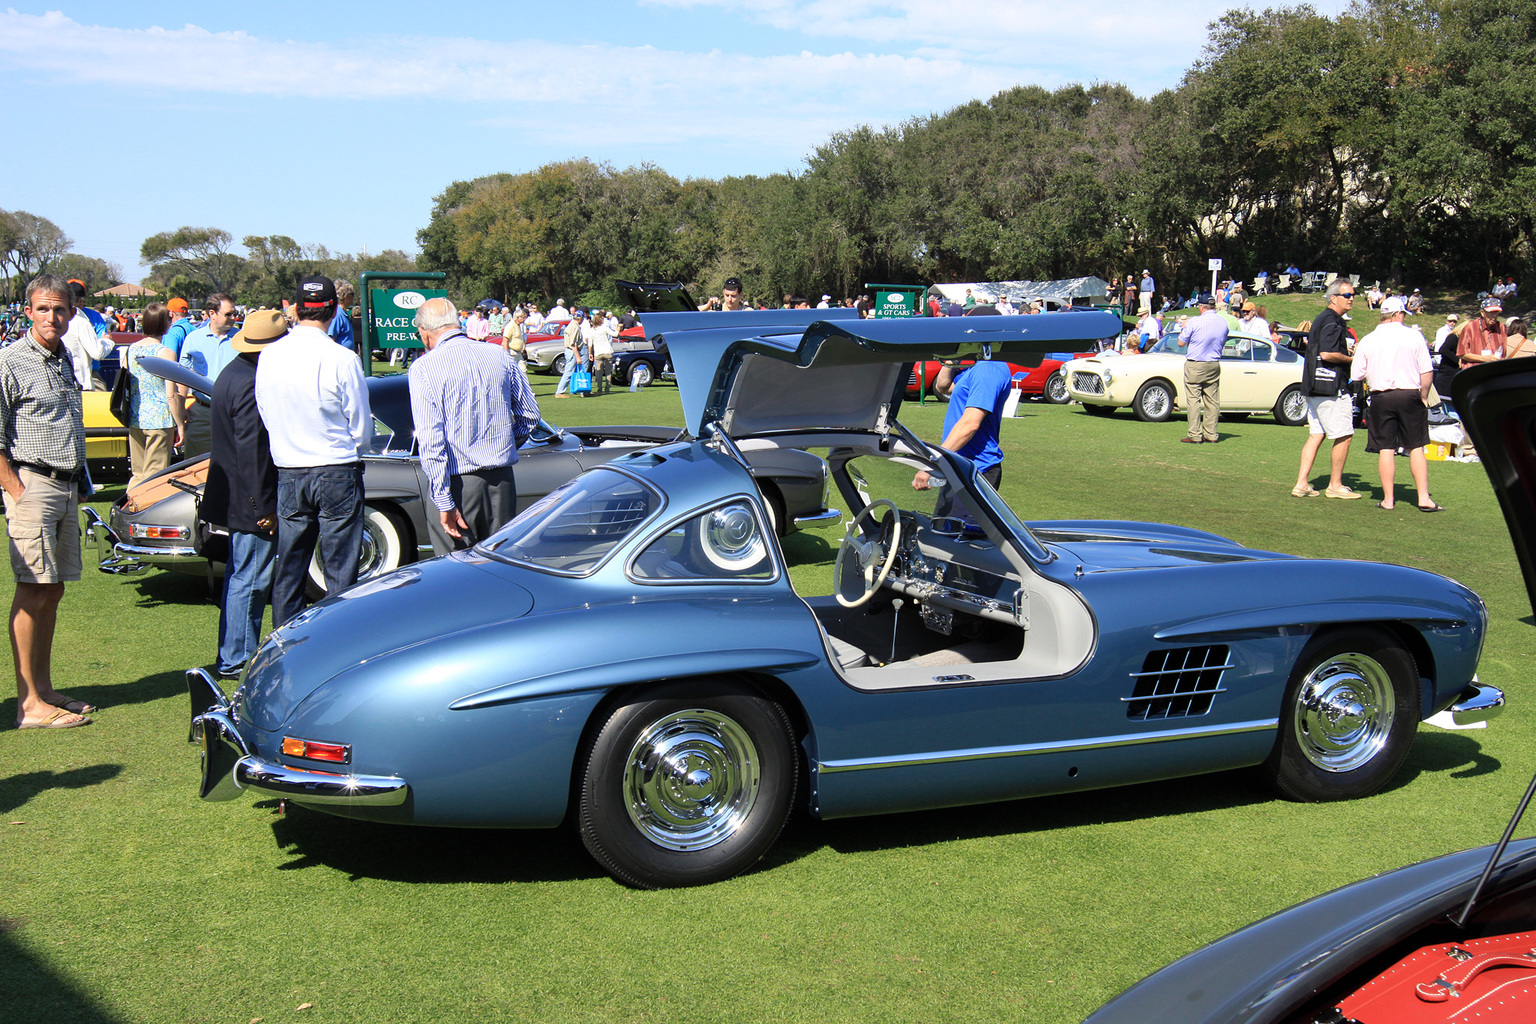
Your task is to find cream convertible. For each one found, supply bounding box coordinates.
[1067,330,1307,425]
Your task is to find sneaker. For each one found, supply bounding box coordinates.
[1324,487,1362,500]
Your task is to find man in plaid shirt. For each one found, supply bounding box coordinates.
[1,276,93,729]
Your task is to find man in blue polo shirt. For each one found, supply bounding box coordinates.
[911,356,1014,498]
[178,293,239,458]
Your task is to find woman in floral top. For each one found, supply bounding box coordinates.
[125,302,185,488]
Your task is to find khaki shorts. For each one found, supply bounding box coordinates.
[1305,394,1355,439]
[4,470,82,584]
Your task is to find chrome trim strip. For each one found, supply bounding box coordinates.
[1121,686,1228,702]
[1129,662,1236,678]
[815,718,1279,773]
[233,756,409,806]
[1449,683,1505,726]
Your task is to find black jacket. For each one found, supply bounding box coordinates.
[199,353,277,534]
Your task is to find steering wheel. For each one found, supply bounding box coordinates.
[834,499,903,609]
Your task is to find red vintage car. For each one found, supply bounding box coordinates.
[905,352,1089,404]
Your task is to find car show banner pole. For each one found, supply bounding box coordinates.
[867,283,927,401]
[358,271,448,376]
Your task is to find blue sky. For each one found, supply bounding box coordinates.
[3,1,1348,282]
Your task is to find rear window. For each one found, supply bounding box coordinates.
[480,469,661,576]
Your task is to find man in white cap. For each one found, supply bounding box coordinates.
[1351,295,1440,511]
[1139,268,1155,314]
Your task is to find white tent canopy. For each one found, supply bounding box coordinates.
[928,277,1112,306]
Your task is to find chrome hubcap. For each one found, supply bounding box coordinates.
[1143,388,1170,416]
[1293,652,1394,772]
[624,709,760,851]
[1283,390,1305,420]
[1047,374,1066,401]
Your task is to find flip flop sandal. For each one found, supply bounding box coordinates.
[16,708,92,729]
[1418,503,1446,513]
[47,694,97,714]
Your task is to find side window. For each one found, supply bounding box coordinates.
[632,501,775,582]
[483,469,659,575]
[1250,340,1273,361]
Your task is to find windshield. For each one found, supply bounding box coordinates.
[479,468,662,576]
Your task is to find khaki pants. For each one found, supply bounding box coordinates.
[593,354,613,395]
[1184,360,1221,441]
[128,426,176,489]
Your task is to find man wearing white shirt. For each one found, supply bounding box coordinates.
[584,310,618,396]
[1238,300,1269,340]
[61,280,113,390]
[1351,296,1440,512]
[255,275,373,626]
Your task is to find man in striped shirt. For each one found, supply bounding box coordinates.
[409,297,540,554]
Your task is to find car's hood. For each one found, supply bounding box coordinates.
[616,279,697,312]
[642,309,1123,437]
[138,355,213,402]
[1456,358,1536,617]
[1028,520,1293,571]
[238,553,533,731]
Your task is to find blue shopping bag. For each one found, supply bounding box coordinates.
[572,368,593,394]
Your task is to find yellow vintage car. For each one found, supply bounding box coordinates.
[82,334,139,475]
[1066,328,1307,425]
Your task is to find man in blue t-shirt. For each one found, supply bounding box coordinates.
[911,356,1014,494]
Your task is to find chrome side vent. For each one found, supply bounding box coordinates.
[1123,645,1232,720]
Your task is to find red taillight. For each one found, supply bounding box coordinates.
[281,737,351,764]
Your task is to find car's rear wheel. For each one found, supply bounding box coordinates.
[628,361,654,389]
[577,682,797,888]
[1043,370,1070,404]
[1274,384,1307,426]
[1264,627,1419,801]
[1133,380,1174,422]
[305,504,409,599]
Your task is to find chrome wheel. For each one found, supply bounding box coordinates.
[1134,381,1173,422]
[629,361,654,388]
[1276,384,1306,426]
[623,709,760,851]
[1291,653,1394,772]
[579,684,797,887]
[1044,370,1069,404]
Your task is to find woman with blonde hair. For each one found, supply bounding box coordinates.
[124,302,185,488]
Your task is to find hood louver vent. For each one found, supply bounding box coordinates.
[1123,645,1232,720]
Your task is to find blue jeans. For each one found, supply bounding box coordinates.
[217,529,275,674]
[272,464,364,628]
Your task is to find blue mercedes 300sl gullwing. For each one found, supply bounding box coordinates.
[187,308,1501,888]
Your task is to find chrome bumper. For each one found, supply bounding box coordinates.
[1448,682,1505,726]
[82,506,200,574]
[187,669,409,807]
[793,507,845,531]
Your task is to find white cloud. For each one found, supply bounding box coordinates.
[0,10,1015,110]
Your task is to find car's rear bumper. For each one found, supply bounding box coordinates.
[82,506,202,574]
[187,669,409,807]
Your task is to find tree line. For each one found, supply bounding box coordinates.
[419,0,1536,309]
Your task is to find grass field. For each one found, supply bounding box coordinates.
[4,347,1533,1024]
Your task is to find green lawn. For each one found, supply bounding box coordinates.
[3,367,1532,1024]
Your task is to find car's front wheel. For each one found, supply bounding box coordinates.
[628,361,654,389]
[1264,627,1419,801]
[305,504,409,599]
[1274,384,1307,426]
[577,682,798,888]
[1133,380,1174,422]
[1043,370,1070,404]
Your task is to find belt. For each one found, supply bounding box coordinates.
[13,461,82,482]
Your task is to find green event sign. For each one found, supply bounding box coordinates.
[867,283,923,318]
[369,288,446,349]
